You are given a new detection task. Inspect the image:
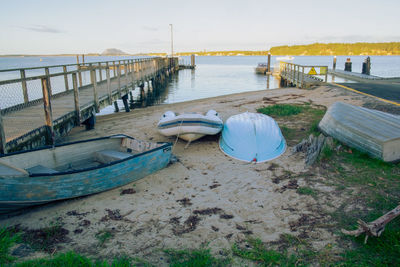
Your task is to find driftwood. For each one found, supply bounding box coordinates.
[341,204,400,244]
[292,134,333,165]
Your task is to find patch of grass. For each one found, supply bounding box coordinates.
[13,251,136,267]
[257,104,304,117]
[297,187,318,198]
[280,125,296,141]
[232,238,303,266]
[339,227,400,266]
[319,145,334,161]
[95,230,113,247]
[164,248,230,267]
[0,228,19,264]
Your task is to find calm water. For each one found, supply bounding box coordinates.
[1,55,399,109]
[161,55,400,104]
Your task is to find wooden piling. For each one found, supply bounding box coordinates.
[122,94,130,112]
[114,101,119,113]
[41,77,54,147]
[333,56,337,70]
[191,54,195,67]
[267,53,271,73]
[72,73,80,124]
[20,70,29,104]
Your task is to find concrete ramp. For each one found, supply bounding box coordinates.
[319,102,400,162]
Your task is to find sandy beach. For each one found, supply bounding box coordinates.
[1,84,398,264]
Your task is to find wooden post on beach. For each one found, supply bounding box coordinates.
[122,94,130,112]
[41,77,54,147]
[72,73,80,124]
[0,111,6,154]
[20,70,29,103]
[267,53,271,73]
[63,65,69,91]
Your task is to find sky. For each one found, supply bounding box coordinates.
[0,0,399,54]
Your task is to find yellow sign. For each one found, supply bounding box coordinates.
[320,67,327,75]
[308,67,317,75]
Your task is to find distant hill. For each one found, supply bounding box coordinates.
[101,48,129,56]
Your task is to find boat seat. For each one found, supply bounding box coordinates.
[93,150,132,164]
[0,161,29,177]
[26,165,59,175]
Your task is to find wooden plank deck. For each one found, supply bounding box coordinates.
[0,58,178,152]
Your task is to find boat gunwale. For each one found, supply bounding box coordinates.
[0,134,172,177]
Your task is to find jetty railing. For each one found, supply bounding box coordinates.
[279,62,328,88]
[0,57,178,154]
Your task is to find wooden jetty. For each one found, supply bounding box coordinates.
[278,62,328,88]
[0,57,179,154]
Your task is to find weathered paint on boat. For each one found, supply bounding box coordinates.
[0,135,172,213]
[219,112,286,163]
[319,102,400,162]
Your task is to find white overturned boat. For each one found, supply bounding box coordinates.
[219,112,286,163]
[157,110,223,142]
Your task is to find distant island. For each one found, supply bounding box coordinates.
[1,42,399,57]
[101,48,128,56]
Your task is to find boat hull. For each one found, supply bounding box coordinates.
[158,111,223,142]
[319,102,400,162]
[219,112,286,163]
[0,135,172,213]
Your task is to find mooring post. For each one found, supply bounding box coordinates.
[72,73,81,124]
[113,61,116,77]
[122,94,130,112]
[20,69,29,104]
[129,91,135,109]
[76,55,80,64]
[41,77,55,147]
[345,58,352,72]
[0,111,6,155]
[333,56,337,70]
[301,66,305,88]
[90,68,99,113]
[82,54,85,64]
[140,83,146,107]
[267,53,271,73]
[191,54,195,68]
[366,56,371,75]
[62,65,69,91]
[114,101,119,113]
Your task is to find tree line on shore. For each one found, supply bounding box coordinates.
[148,42,400,56]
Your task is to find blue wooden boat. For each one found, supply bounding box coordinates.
[0,134,172,213]
[219,112,286,163]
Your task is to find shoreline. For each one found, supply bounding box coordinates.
[1,85,399,264]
